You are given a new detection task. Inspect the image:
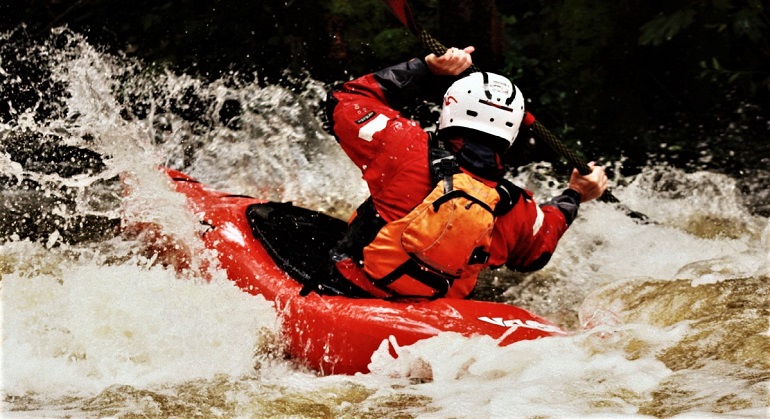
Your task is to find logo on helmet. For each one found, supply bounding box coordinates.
[488,81,511,96]
[444,96,458,106]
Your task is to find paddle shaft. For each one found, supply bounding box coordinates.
[380,0,654,221]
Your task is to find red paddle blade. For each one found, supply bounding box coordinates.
[379,0,421,34]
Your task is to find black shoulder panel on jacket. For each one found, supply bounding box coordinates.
[372,58,455,110]
[543,189,581,226]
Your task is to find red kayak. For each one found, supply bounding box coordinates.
[160,167,566,375]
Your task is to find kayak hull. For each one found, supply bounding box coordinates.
[162,168,565,375]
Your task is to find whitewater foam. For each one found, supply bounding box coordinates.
[1,247,277,397]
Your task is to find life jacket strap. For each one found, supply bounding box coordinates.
[431,189,495,213]
[332,197,386,263]
[371,256,459,298]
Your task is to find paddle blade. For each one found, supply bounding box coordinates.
[380,0,420,34]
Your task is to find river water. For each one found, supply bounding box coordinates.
[1,28,768,418]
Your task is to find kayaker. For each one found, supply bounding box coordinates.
[319,46,608,299]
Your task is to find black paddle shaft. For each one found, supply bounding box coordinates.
[381,2,651,222]
[530,119,655,221]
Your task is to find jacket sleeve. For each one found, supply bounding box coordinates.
[492,189,581,273]
[324,59,446,221]
[542,189,581,226]
[325,57,454,132]
[370,57,454,110]
[324,58,454,173]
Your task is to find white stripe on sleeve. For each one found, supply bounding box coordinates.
[532,205,544,236]
[358,114,390,142]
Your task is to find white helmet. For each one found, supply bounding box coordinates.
[438,72,525,148]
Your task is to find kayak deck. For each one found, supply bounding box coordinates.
[247,201,345,289]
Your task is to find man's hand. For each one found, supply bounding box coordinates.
[425,46,475,76]
[568,162,608,202]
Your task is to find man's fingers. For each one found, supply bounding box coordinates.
[427,46,474,75]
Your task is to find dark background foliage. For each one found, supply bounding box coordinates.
[3,0,769,176]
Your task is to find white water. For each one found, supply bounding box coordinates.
[2,254,276,396]
[1,29,768,418]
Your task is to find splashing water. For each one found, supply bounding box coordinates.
[1,28,768,417]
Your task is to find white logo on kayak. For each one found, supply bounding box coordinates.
[478,316,565,334]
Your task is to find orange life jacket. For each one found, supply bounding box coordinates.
[362,169,502,298]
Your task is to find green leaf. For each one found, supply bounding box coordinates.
[731,8,766,41]
[639,8,697,46]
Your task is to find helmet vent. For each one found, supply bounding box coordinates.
[505,122,514,127]
[466,110,478,117]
